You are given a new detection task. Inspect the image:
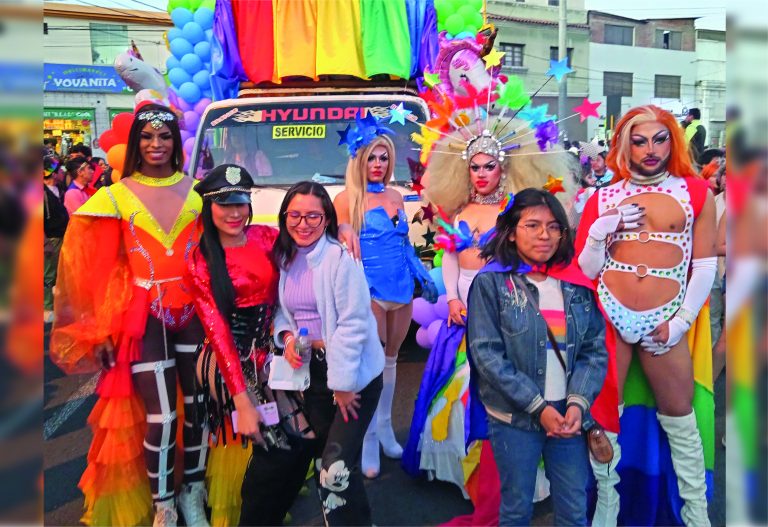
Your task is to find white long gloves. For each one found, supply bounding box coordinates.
[578,204,645,279]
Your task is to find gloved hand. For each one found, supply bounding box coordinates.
[640,317,689,356]
[588,204,645,242]
[422,280,439,304]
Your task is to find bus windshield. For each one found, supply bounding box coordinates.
[191,96,429,187]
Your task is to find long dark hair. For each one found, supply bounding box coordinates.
[480,188,574,271]
[273,181,339,268]
[198,200,253,320]
[123,103,183,178]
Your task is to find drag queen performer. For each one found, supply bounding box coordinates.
[334,131,437,478]
[51,104,210,527]
[185,164,315,527]
[576,105,716,526]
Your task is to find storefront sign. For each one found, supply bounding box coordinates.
[44,108,96,121]
[44,63,132,93]
[109,108,134,122]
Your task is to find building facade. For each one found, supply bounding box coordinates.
[43,2,171,156]
[487,0,591,141]
[586,11,698,141]
[695,29,726,148]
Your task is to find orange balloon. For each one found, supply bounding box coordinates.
[110,169,122,182]
[107,144,127,175]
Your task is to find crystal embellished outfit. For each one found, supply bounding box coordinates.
[50,173,208,526]
[185,225,315,527]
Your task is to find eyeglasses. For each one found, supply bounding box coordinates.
[517,222,565,239]
[284,211,325,228]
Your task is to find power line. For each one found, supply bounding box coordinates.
[117,0,166,12]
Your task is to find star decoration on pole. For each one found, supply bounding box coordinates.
[518,104,553,127]
[422,227,436,246]
[389,103,412,126]
[420,204,435,222]
[543,174,566,195]
[572,98,601,122]
[546,57,573,82]
[423,70,440,88]
[482,48,505,70]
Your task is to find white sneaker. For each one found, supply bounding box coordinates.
[177,481,210,527]
[153,501,178,527]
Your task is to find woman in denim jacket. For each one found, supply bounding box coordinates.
[467,189,608,526]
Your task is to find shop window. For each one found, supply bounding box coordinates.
[603,72,633,97]
[604,24,633,46]
[90,23,128,65]
[654,75,681,99]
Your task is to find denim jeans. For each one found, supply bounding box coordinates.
[487,400,589,526]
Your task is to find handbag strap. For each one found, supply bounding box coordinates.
[510,275,567,373]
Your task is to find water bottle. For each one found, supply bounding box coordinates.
[296,327,312,364]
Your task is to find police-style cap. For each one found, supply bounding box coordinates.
[195,164,254,204]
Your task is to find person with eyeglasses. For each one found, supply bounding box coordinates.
[273,181,384,526]
[467,188,608,526]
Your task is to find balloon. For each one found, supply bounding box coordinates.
[170,7,194,28]
[183,110,201,132]
[99,129,117,153]
[135,99,156,113]
[458,4,477,18]
[167,27,183,42]
[179,82,202,104]
[110,169,122,183]
[168,0,190,11]
[182,21,205,44]
[166,55,181,71]
[192,70,210,89]
[469,12,483,30]
[135,88,163,105]
[428,267,446,296]
[445,13,464,36]
[193,97,211,114]
[107,144,127,174]
[469,0,483,10]
[180,130,192,143]
[434,295,449,320]
[112,112,134,143]
[204,28,213,42]
[433,249,443,268]
[200,0,216,11]
[183,136,195,155]
[434,0,449,15]
[202,88,213,99]
[415,327,431,349]
[180,53,203,74]
[193,41,211,62]
[412,297,437,327]
[170,37,193,60]
[168,67,192,88]
[183,156,190,174]
[174,94,192,112]
[193,7,214,30]
[427,320,443,345]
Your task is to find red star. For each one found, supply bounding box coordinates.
[572,98,601,122]
[420,204,435,222]
[543,175,566,195]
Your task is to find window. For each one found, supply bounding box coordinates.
[548,0,560,5]
[603,72,633,97]
[654,75,681,99]
[655,30,682,50]
[499,43,524,68]
[604,24,633,46]
[516,0,525,2]
[549,46,574,68]
[44,22,48,35]
[90,23,128,65]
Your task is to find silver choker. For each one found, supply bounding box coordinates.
[630,171,669,186]
[470,187,505,205]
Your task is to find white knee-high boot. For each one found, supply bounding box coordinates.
[589,404,623,527]
[657,411,711,527]
[377,356,403,458]
[362,410,380,479]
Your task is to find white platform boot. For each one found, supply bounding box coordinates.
[377,356,404,458]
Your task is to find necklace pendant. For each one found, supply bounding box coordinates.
[166,248,174,256]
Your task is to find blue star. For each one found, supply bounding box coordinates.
[389,103,412,126]
[547,57,573,82]
[337,124,351,146]
[518,104,551,127]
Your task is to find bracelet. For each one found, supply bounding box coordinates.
[675,307,697,327]
[586,235,606,249]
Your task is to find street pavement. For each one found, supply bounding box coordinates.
[44,324,725,526]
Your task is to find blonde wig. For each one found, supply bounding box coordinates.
[344,135,396,234]
[423,118,576,217]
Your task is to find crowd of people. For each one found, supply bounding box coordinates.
[45,99,727,527]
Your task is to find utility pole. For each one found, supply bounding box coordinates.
[558,0,568,143]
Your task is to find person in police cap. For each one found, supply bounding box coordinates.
[185,163,318,526]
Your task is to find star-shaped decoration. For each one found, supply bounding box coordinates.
[543,174,565,194]
[412,214,423,225]
[337,124,351,146]
[420,204,435,222]
[572,98,601,122]
[423,70,440,88]
[546,57,573,82]
[389,103,412,126]
[518,104,551,127]
[483,48,505,70]
[422,227,436,246]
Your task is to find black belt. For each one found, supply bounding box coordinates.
[311,346,326,362]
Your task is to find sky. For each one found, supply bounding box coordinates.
[54,0,727,30]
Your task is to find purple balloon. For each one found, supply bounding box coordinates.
[183,110,201,133]
[434,294,449,320]
[183,136,195,155]
[427,319,442,345]
[180,130,192,143]
[183,156,190,173]
[415,326,431,349]
[412,297,437,327]
[193,97,211,115]
[174,93,193,112]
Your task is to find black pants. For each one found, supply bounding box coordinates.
[239,433,316,526]
[303,353,383,526]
